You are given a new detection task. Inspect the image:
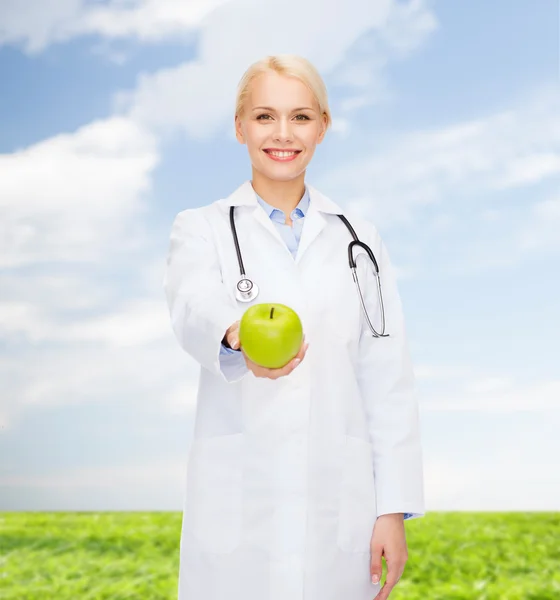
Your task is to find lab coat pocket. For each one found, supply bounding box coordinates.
[336,435,377,553]
[187,432,244,554]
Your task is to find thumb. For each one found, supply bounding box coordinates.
[228,321,241,349]
[370,551,383,585]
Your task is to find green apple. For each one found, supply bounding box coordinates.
[239,303,304,369]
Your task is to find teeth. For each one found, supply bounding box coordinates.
[268,151,298,157]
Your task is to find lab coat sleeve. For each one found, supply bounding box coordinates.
[163,209,250,384]
[356,229,426,521]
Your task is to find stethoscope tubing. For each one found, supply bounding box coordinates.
[229,206,389,338]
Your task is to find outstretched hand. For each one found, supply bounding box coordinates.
[225,320,309,379]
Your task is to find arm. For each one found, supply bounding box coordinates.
[163,209,249,384]
[356,229,425,521]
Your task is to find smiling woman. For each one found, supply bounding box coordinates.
[164,53,425,600]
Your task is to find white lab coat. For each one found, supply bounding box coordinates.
[163,180,425,600]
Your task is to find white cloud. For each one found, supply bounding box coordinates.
[0,0,437,63]
[62,299,170,346]
[0,299,170,346]
[165,381,199,415]
[0,332,199,429]
[0,116,158,268]
[0,267,204,430]
[0,459,190,510]
[330,118,351,137]
[0,271,113,311]
[317,83,560,230]
[0,0,231,53]
[0,459,186,488]
[420,375,560,412]
[425,453,560,511]
[519,195,560,253]
[490,153,560,189]
[414,364,474,381]
[118,0,436,139]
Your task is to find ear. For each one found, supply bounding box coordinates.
[317,113,328,144]
[235,115,245,144]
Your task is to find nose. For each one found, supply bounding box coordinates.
[272,117,294,143]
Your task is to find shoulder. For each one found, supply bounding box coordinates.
[311,184,383,251]
[170,203,217,233]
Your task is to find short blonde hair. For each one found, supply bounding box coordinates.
[235,54,332,131]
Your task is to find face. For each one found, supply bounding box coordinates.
[235,71,328,184]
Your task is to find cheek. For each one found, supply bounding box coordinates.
[246,136,268,157]
[301,126,321,147]
[245,123,264,142]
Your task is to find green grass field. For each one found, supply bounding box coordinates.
[1,512,559,599]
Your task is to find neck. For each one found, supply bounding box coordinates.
[250,171,306,214]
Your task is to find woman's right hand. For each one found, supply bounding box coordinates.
[225,320,309,380]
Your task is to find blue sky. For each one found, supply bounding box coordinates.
[1,0,559,511]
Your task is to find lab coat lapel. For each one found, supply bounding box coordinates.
[219,180,344,265]
[251,203,287,252]
[292,184,345,265]
[219,180,287,255]
[293,196,326,265]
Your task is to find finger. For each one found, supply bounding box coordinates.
[275,359,299,378]
[250,337,309,379]
[294,337,308,360]
[376,573,399,600]
[288,338,310,371]
[272,355,301,379]
[244,354,289,380]
[375,581,395,600]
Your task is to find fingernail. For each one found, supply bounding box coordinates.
[371,574,379,584]
[293,359,301,367]
[232,338,239,349]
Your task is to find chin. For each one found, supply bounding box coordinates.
[259,163,309,181]
[264,171,305,184]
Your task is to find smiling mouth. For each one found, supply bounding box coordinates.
[263,150,302,162]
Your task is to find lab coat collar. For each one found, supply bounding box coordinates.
[256,184,310,220]
[218,180,344,215]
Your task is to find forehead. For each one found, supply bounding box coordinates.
[248,71,317,108]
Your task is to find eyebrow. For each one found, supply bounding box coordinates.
[252,106,314,112]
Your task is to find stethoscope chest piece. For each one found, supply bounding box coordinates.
[236,277,259,302]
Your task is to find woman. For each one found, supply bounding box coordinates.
[164,54,425,600]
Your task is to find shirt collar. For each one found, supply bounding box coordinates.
[255,185,310,221]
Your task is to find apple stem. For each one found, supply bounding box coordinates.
[270,307,274,319]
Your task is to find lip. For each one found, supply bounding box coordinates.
[263,149,301,162]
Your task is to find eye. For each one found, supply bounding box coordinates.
[256,114,310,121]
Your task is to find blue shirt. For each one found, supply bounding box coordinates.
[218,184,415,521]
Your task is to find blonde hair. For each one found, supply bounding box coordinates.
[235,54,332,131]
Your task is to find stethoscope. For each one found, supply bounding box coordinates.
[229,206,389,338]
